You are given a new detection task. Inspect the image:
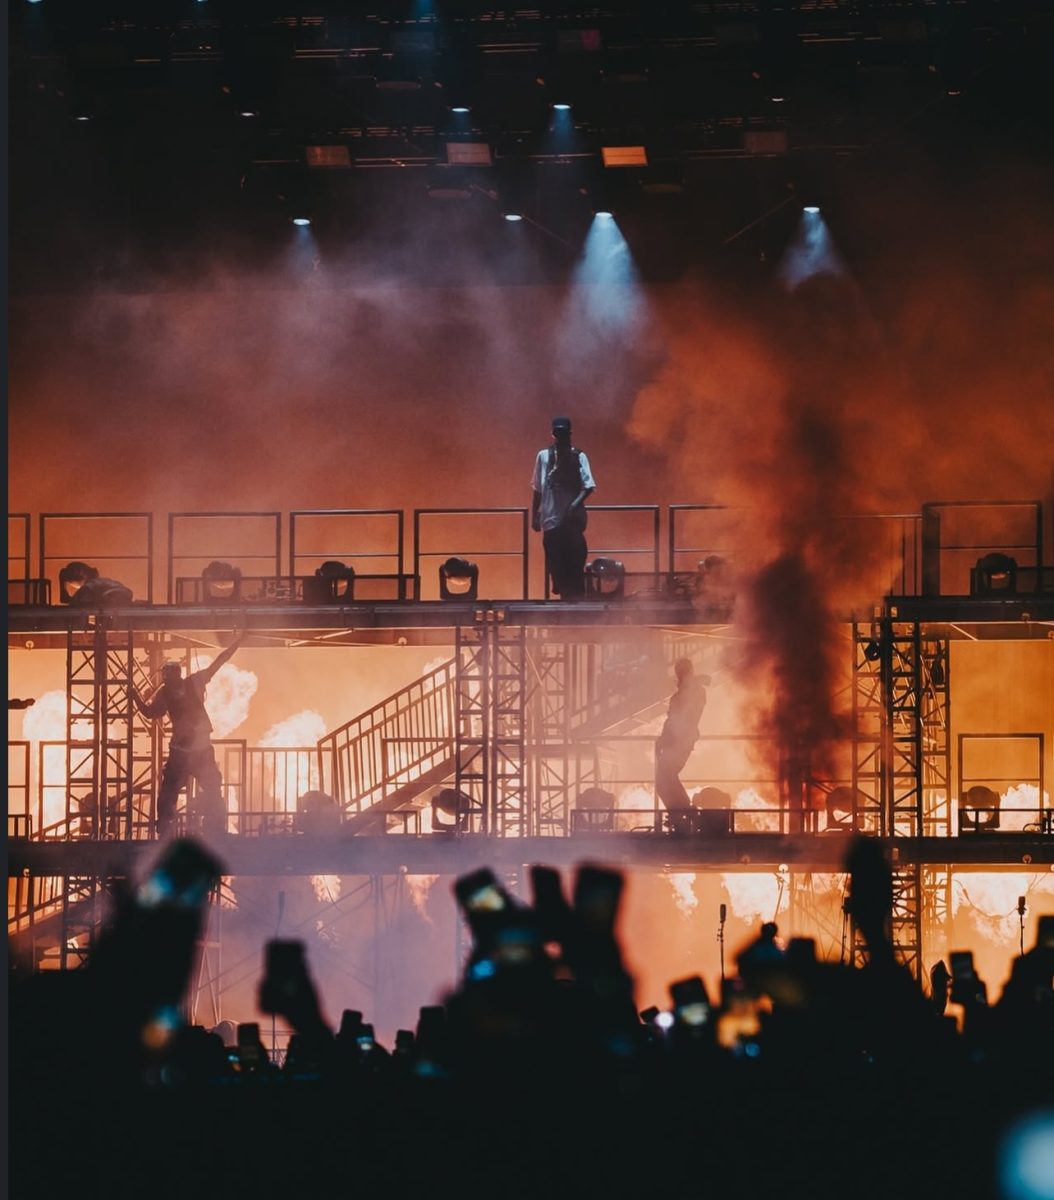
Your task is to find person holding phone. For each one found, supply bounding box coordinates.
[531,416,596,600]
[133,629,245,838]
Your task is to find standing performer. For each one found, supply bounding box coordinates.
[655,658,710,829]
[531,415,596,600]
[133,630,245,838]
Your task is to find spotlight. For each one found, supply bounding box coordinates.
[960,785,1001,832]
[971,553,1017,595]
[450,105,470,114]
[58,562,133,607]
[586,557,625,599]
[551,102,572,111]
[824,786,864,831]
[439,557,479,600]
[431,787,474,831]
[296,790,340,835]
[803,205,821,214]
[503,211,523,222]
[292,216,312,227]
[863,640,882,662]
[303,560,355,604]
[201,560,242,603]
[240,110,257,118]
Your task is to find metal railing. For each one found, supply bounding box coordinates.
[318,658,458,816]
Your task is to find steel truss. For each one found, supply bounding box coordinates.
[455,618,527,836]
[850,617,951,974]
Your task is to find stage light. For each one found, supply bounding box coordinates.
[201,560,242,603]
[240,110,257,118]
[863,639,882,662]
[291,216,311,227]
[960,784,1001,832]
[503,211,523,222]
[771,95,786,103]
[303,561,355,604]
[586,557,626,599]
[431,787,474,831]
[803,205,820,214]
[59,561,96,602]
[439,556,479,600]
[602,145,648,168]
[59,562,133,606]
[593,207,615,219]
[971,553,1017,595]
[930,650,946,687]
[450,105,470,114]
[825,786,863,831]
[552,102,572,111]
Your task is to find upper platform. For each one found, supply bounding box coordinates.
[7,501,1053,642]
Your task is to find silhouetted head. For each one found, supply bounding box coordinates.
[551,416,572,444]
[674,657,693,683]
[161,662,183,686]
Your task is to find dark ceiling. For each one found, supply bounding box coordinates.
[9,1,1054,292]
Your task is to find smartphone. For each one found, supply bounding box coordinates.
[455,869,508,914]
[259,939,310,1013]
[670,976,711,1026]
[573,865,623,932]
[949,950,975,980]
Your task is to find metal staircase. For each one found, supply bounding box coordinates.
[315,629,710,837]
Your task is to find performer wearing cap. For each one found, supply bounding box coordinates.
[531,416,596,600]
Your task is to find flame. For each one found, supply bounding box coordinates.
[310,875,341,903]
[257,710,327,805]
[721,872,789,926]
[21,690,69,828]
[997,784,1050,832]
[21,690,67,742]
[189,656,258,738]
[259,710,328,748]
[405,874,439,922]
[951,872,1054,953]
[668,873,698,916]
[733,786,779,833]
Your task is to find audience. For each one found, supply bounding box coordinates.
[9,836,1053,1200]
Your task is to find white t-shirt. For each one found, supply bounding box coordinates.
[531,446,596,532]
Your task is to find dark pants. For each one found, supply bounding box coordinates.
[656,740,694,814]
[157,745,226,837]
[543,526,587,599]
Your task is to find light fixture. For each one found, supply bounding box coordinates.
[602,145,648,168]
[450,105,470,114]
[201,560,242,603]
[803,205,821,214]
[303,560,355,604]
[503,211,523,222]
[291,216,311,227]
[586,557,626,599]
[431,787,474,831]
[930,650,946,687]
[551,102,572,112]
[971,553,1017,595]
[824,785,862,831]
[960,784,1001,832]
[59,562,133,607]
[439,557,479,600]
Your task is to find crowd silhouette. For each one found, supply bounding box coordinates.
[10,836,1053,1200]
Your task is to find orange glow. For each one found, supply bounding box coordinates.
[405,874,439,922]
[667,873,698,916]
[189,655,258,738]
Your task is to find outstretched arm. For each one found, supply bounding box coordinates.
[200,629,245,683]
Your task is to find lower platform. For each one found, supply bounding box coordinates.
[8,831,1053,877]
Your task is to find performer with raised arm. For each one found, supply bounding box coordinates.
[133,630,245,838]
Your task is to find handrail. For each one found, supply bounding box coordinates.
[317,658,458,814]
